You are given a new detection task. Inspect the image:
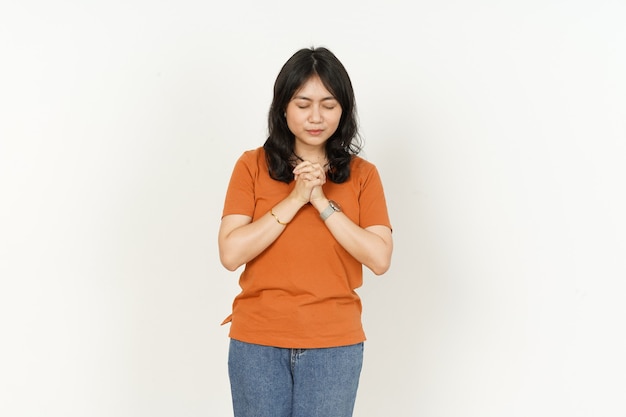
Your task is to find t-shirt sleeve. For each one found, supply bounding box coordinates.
[222,151,257,218]
[358,163,392,230]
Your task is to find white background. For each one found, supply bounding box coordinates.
[1,1,625,416]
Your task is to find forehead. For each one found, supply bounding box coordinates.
[292,75,335,100]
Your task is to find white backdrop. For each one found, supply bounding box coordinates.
[1,1,625,416]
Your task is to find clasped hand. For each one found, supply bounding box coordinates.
[291,160,327,205]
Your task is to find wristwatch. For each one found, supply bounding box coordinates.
[320,200,341,221]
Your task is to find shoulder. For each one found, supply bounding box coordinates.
[350,155,379,176]
[234,147,267,170]
[348,156,388,191]
[238,146,266,162]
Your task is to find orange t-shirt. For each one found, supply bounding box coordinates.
[221,147,391,348]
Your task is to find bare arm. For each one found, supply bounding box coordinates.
[219,160,392,274]
[218,196,304,271]
[311,198,393,275]
[218,162,323,271]
[296,161,393,275]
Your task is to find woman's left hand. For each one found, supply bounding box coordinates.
[293,161,327,202]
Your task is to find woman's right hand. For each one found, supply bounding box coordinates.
[291,160,326,204]
[219,161,327,271]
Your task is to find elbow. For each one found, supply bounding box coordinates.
[365,230,393,276]
[371,263,390,276]
[222,261,240,272]
[369,257,391,276]
[219,251,243,272]
[370,244,393,275]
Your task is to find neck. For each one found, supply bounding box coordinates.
[294,142,326,158]
[293,151,328,166]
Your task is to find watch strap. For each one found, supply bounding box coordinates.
[320,200,340,221]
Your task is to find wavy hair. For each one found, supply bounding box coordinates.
[263,47,362,183]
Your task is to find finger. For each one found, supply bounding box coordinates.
[293,161,312,173]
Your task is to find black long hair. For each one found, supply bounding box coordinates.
[263,47,362,183]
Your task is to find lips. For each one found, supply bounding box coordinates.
[307,129,323,136]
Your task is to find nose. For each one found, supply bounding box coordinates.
[308,105,323,123]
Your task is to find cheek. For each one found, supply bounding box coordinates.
[330,112,343,128]
[285,115,297,129]
[285,116,304,134]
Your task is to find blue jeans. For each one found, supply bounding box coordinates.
[228,339,364,417]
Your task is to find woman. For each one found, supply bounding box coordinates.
[218,46,393,417]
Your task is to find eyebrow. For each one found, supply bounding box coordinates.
[292,95,337,102]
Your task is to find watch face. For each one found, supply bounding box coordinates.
[329,200,341,212]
